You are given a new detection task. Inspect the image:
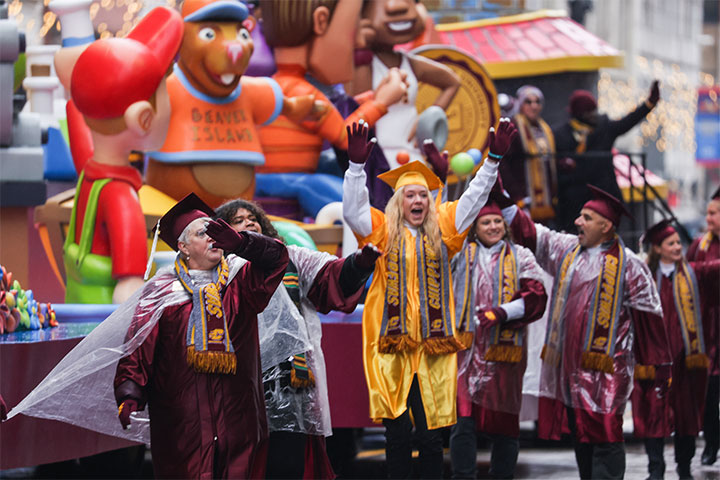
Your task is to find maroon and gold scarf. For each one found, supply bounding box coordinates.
[379,234,462,355]
[175,255,236,375]
[485,241,523,363]
[515,113,556,221]
[542,236,626,373]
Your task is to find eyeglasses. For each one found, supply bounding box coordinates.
[523,98,542,105]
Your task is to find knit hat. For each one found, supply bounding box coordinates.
[569,90,598,119]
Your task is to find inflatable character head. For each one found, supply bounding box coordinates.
[362,0,426,48]
[179,0,257,98]
[260,0,362,84]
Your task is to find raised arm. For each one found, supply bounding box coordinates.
[342,121,376,237]
[607,80,659,138]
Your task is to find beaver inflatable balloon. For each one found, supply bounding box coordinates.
[147,0,317,207]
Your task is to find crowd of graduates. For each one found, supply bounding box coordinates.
[4,83,719,480]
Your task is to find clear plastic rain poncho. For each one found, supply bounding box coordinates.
[257,245,334,437]
[529,223,662,415]
[6,254,245,444]
[453,238,546,415]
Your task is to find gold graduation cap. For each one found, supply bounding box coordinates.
[378,161,442,192]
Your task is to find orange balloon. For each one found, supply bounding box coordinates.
[396,151,410,165]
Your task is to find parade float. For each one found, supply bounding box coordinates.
[0,0,669,471]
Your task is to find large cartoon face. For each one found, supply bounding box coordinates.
[362,0,426,48]
[307,0,363,85]
[179,20,254,98]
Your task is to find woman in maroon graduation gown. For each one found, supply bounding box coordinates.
[114,193,289,479]
[632,220,720,479]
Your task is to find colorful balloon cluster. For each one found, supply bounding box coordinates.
[0,266,56,334]
[450,148,483,176]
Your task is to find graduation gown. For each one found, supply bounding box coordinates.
[687,233,720,376]
[114,234,288,479]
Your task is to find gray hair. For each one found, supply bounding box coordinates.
[177,216,212,247]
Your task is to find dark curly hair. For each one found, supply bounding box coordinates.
[214,199,281,241]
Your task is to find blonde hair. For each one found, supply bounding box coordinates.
[385,186,442,257]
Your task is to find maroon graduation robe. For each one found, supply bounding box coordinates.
[687,233,720,376]
[115,235,288,479]
[632,259,720,438]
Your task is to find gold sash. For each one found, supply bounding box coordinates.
[515,113,557,220]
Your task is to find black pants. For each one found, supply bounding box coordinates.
[643,437,665,479]
[673,435,695,479]
[567,407,625,479]
[449,416,519,479]
[383,376,444,479]
[266,431,307,479]
[704,375,720,455]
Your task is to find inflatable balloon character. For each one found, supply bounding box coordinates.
[62,7,184,304]
[147,0,319,208]
[255,0,409,218]
[351,0,460,169]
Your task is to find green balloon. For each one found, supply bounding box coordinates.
[272,221,317,251]
[450,152,475,176]
[14,53,26,92]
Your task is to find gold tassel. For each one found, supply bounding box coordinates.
[290,367,316,388]
[422,336,464,355]
[634,364,656,380]
[378,334,419,354]
[581,351,614,373]
[187,346,237,374]
[685,353,710,370]
[485,344,522,363]
[541,345,561,367]
[458,331,474,350]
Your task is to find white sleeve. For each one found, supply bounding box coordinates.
[500,298,525,321]
[342,162,372,238]
[455,160,499,233]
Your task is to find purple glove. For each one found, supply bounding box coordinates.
[0,394,7,421]
[118,399,138,430]
[355,244,382,270]
[476,306,508,329]
[647,80,660,105]
[489,176,514,209]
[205,219,248,253]
[487,118,518,161]
[346,120,376,165]
[421,139,448,184]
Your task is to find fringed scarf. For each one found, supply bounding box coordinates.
[515,113,557,221]
[379,234,462,355]
[484,241,523,363]
[283,260,315,388]
[659,261,709,370]
[454,242,478,349]
[542,237,626,374]
[175,255,236,374]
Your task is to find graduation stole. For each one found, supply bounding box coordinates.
[379,234,461,355]
[515,114,556,220]
[485,241,523,363]
[542,237,626,373]
[454,242,478,349]
[282,260,316,388]
[569,118,593,154]
[658,261,709,370]
[175,255,236,374]
[699,231,714,252]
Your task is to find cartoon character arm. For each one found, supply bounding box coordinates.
[408,54,460,111]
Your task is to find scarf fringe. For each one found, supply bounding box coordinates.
[634,364,656,380]
[541,345,561,367]
[187,346,237,375]
[485,344,522,363]
[530,205,555,221]
[423,336,464,355]
[290,367,316,388]
[378,334,419,354]
[581,351,614,373]
[458,331,474,350]
[685,353,710,370]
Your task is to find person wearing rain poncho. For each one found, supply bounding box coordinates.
[7,193,289,479]
[214,198,379,479]
[497,184,671,479]
[631,220,720,480]
[449,198,547,479]
[342,120,517,478]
